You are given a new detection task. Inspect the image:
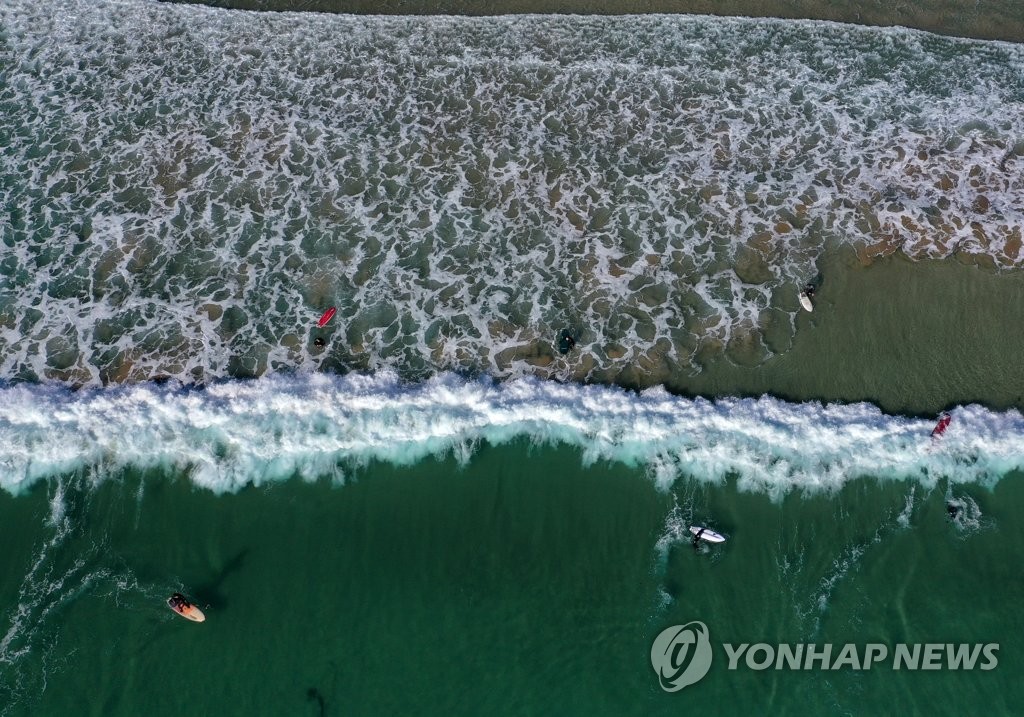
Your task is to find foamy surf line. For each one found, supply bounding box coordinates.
[4,0,1024,385]
[0,373,1020,496]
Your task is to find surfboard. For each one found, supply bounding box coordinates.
[931,412,952,438]
[168,599,206,623]
[689,526,726,543]
[798,291,814,312]
[317,307,337,328]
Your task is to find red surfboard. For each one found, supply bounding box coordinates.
[317,307,337,328]
[931,412,951,437]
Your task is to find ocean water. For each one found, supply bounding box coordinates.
[2,0,1024,714]
[2,445,1023,715]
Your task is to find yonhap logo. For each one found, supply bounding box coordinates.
[650,621,713,691]
[651,620,1000,692]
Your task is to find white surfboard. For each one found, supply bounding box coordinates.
[689,526,726,543]
[798,291,814,312]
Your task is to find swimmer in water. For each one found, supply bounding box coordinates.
[168,592,190,611]
[692,528,706,550]
[558,329,576,354]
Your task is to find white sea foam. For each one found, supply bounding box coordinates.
[945,488,986,533]
[0,372,1020,496]
[896,485,916,528]
[0,478,83,669]
[2,1,1024,384]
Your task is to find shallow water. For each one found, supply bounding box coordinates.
[171,0,1024,44]
[3,1,1024,387]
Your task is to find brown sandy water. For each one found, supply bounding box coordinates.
[664,246,1024,414]
[177,0,1024,43]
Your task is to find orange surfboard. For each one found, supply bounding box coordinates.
[168,599,206,623]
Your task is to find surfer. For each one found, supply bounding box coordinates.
[167,592,206,622]
[558,330,576,354]
[313,337,325,348]
[946,502,962,520]
[798,284,815,312]
[168,592,190,612]
[692,528,705,550]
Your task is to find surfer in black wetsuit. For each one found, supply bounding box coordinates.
[692,528,705,550]
[803,284,815,299]
[168,593,189,611]
[558,329,576,354]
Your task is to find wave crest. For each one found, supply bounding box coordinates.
[0,372,1020,496]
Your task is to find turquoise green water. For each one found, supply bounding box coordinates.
[2,445,1021,715]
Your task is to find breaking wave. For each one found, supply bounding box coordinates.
[0,372,1020,496]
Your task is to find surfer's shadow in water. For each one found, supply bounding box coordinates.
[655,495,729,605]
[190,548,250,612]
[659,534,728,605]
[120,549,252,658]
[306,686,327,717]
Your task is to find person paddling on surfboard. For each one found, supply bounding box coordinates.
[798,284,815,312]
[692,528,705,550]
[167,592,206,622]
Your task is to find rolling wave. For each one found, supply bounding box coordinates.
[0,372,1020,496]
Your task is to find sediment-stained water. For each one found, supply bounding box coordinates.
[3,0,1024,385]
